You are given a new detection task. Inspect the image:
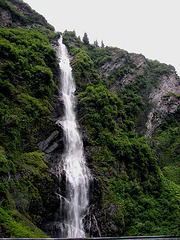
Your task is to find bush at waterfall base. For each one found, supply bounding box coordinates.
[0,207,48,238]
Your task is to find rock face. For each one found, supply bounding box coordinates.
[38,130,62,154]
[0,7,12,27]
[38,107,65,237]
[146,72,180,136]
[99,49,180,136]
[99,52,147,94]
[0,0,54,29]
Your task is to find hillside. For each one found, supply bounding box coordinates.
[0,0,54,29]
[62,31,180,236]
[0,0,61,237]
[0,0,180,237]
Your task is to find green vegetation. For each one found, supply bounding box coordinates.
[0,1,179,235]
[0,207,48,238]
[0,0,54,30]
[0,27,58,152]
[88,46,113,68]
[0,24,58,237]
[63,31,180,236]
[146,59,173,87]
[77,81,180,235]
[153,109,180,168]
[152,109,180,186]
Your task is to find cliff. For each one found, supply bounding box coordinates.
[0,0,180,238]
[0,0,54,29]
[63,31,180,236]
[98,48,180,137]
[0,0,61,237]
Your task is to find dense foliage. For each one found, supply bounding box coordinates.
[152,108,180,185]
[63,31,180,236]
[0,0,179,236]
[0,26,60,237]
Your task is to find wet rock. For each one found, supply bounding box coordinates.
[38,130,62,153]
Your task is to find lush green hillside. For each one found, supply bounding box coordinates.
[153,108,180,185]
[0,0,179,237]
[63,31,180,236]
[0,0,61,237]
[0,26,61,237]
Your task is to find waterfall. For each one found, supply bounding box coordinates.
[56,37,91,238]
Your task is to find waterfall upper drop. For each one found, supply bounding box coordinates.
[56,37,91,238]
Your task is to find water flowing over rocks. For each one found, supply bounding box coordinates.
[41,37,92,238]
[38,38,180,237]
[0,0,179,231]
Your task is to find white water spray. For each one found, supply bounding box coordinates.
[56,37,90,238]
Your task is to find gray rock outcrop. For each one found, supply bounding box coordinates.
[99,50,180,136]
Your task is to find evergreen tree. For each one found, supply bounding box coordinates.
[94,40,99,47]
[83,32,89,45]
[101,40,105,48]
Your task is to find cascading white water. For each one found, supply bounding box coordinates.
[56,37,90,238]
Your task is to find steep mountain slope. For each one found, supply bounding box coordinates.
[0,0,54,29]
[0,0,180,237]
[98,50,180,137]
[0,0,62,237]
[63,31,180,236]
